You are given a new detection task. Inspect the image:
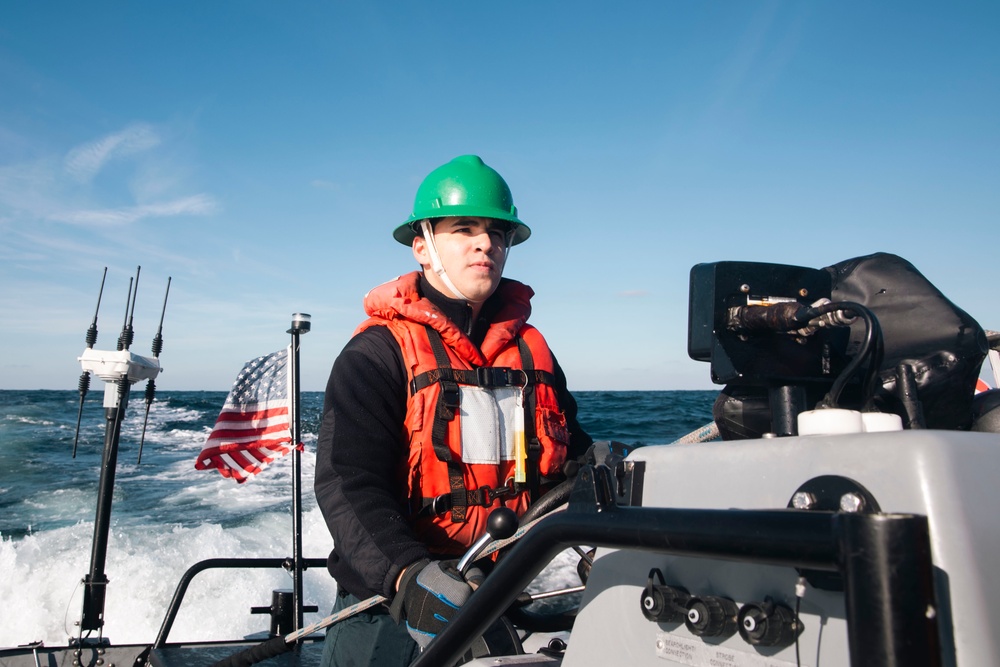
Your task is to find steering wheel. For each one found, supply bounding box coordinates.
[498,478,584,633]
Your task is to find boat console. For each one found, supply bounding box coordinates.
[423,254,999,667]
[556,429,998,667]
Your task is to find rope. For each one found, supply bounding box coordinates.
[209,594,388,667]
[284,593,387,642]
[671,421,720,444]
[478,505,567,556]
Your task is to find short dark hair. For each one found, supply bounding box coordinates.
[412,217,514,239]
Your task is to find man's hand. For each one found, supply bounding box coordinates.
[389,559,473,649]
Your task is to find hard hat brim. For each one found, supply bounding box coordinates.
[393,213,531,246]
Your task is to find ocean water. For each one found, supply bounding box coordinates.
[0,389,716,649]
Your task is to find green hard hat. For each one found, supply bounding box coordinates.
[394,155,531,246]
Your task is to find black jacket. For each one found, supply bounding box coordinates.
[314,275,592,599]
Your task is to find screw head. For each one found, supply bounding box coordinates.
[840,492,865,513]
[791,491,816,510]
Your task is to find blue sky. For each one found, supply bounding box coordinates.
[1,2,997,392]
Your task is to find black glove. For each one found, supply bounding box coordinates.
[389,559,473,650]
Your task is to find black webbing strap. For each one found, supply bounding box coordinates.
[418,480,517,518]
[516,336,542,502]
[425,327,469,522]
[410,367,554,394]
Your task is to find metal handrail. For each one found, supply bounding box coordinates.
[153,557,327,648]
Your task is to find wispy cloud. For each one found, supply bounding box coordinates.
[0,122,217,229]
[64,123,161,183]
[49,194,218,226]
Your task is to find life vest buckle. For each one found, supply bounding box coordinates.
[485,480,517,503]
[429,494,452,516]
[442,383,461,410]
[423,480,518,517]
[476,367,528,388]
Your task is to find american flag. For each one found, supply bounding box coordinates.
[195,348,299,483]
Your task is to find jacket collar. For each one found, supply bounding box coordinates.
[419,273,479,339]
[363,271,534,362]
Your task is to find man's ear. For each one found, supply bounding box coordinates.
[412,235,431,268]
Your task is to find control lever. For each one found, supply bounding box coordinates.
[457,507,518,574]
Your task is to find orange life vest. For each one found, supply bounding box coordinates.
[357,272,570,554]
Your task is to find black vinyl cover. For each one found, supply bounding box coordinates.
[714,253,988,437]
[827,252,987,430]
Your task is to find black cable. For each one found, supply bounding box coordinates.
[794,575,805,667]
[519,478,574,525]
[795,594,802,667]
[815,302,880,409]
[208,636,291,667]
[860,315,884,411]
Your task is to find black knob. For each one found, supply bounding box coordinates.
[737,600,800,647]
[685,596,738,638]
[640,569,690,623]
[487,506,519,540]
[641,587,665,619]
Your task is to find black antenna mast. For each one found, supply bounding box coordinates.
[138,276,171,464]
[118,267,140,351]
[73,268,108,458]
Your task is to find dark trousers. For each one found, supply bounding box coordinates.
[320,589,420,667]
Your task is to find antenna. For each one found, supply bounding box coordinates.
[117,275,135,351]
[117,267,141,351]
[74,267,164,641]
[138,276,171,464]
[86,267,107,349]
[73,268,108,458]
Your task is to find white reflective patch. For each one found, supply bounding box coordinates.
[459,386,520,464]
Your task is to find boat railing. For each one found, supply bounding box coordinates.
[154,556,327,648]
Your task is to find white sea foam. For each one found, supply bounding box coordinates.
[3,415,56,427]
[0,506,339,647]
[1,505,578,649]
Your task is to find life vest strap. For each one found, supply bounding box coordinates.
[410,367,556,395]
[424,327,468,522]
[419,480,517,517]
[516,337,542,502]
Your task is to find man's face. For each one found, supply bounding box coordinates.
[413,216,509,304]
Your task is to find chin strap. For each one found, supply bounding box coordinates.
[420,219,472,302]
[419,219,512,305]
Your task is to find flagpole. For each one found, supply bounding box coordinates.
[288,313,311,636]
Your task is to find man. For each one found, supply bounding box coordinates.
[315,155,592,666]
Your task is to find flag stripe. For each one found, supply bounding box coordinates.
[198,439,295,458]
[206,423,292,440]
[204,436,288,447]
[213,406,289,422]
[194,348,297,484]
